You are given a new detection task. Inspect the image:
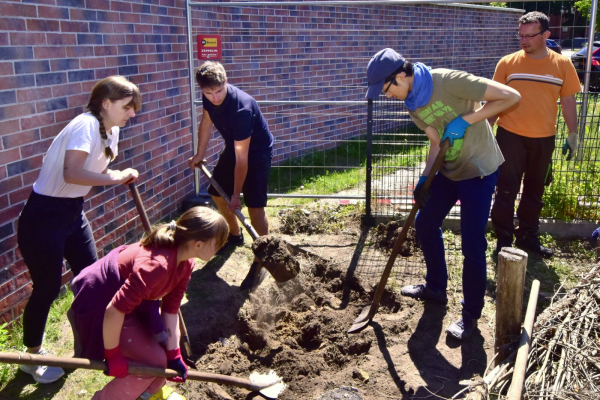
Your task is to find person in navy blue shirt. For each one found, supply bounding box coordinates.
[189,61,273,290]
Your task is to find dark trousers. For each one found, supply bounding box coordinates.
[18,191,97,348]
[415,170,498,319]
[491,127,555,241]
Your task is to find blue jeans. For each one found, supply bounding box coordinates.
[415,170,498,319]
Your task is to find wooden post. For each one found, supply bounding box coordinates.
[495,247,528,365]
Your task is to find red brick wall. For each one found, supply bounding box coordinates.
[0,0,194,323]
[0,0,522,323]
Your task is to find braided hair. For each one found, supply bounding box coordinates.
[86,76,142,161]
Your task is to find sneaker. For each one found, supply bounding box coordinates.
[216,232,244,255]
[494,237,513,255]
[400,283,447,304]
[19,348,65,384]
[446,313,478,340]
[240,261,261,291]
[515,234,553,258]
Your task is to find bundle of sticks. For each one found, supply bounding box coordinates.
[455,264,600,400]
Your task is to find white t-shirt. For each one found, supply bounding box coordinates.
[33,113,119,198]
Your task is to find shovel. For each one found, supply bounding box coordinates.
[128,182,194,368]
[197,163,300,286]
[348,139,450,334]
[0,352,286,398]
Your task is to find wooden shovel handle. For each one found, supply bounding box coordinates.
[198,163,260,241]
[0,352,276,391]
[366,138,451,319]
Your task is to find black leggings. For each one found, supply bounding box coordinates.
[18,191,97,348]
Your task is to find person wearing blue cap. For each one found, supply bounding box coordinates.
[366,48,521,340]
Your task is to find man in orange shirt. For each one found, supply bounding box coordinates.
[490,12,580,258]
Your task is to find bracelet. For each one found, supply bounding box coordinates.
[232,194,240,198]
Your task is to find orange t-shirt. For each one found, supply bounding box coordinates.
[493,50,581,138]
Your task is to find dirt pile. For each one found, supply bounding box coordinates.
[252,235,300,282]
[278,206,360,235]
[372,220,418,256]
[187,254,408,400]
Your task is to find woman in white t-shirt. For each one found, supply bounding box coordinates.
[17,76,141,384]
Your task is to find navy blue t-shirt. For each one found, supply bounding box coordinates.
[202,84,273,155]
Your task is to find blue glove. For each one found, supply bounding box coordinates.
[413,175,430,206]
[442,116,471,146]
[592,227,600,240]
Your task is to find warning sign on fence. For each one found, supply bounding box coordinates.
[197,35,222,60]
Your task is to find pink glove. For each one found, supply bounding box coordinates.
[104,345,128,378]
[166,348,188,382]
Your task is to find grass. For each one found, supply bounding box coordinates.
[0,291,112,399]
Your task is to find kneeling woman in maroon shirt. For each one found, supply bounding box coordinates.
[68,206,229,400]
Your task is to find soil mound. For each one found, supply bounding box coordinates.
[252,235,300,282]
[373,220,417,256]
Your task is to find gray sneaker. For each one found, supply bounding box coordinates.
[19,348,65,383]
[400,283,447,304]
[446,314,478,340]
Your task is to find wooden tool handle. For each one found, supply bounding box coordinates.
[0,352,276,391]
[367,138,451,318]
[199,163,260,240]
[129,182,152,234]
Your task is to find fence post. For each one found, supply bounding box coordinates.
[365,98,373,223]
[495,247,528,365]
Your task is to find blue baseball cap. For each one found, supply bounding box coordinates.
[366,48,405,99]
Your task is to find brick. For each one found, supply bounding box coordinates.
[0,120,20,135]
[35,72,67,87]
[60,21,89,33]
[0,75,34,90]
[40,122,68,139]
[17,86,52,103]
[0,63,13,76]
[0,250,15,270]
[77,34,103,45]
[50,58,80,72]
[7,156,42,176]
[19,139,52,158]
[37,5,70,20]
[47,33,77,46]
[106,56,128,67]
[0,176,22,196]
[35,97,68,113]
[118,65,138,76]
[0,103,35,121]
[0,280,15,300]
[80,58,105,69]
[97,11,120,23]
[0,18,26,31]
[0,90,16,105]
[0,3,37,18]
[55,107,80,123]
[0,149,20,165]
[94,46,118,56]
[86,0,111,10]
[57,0,85,7]
[20,112,54,130]
[51,82,81,97]
[9,185,32,205]
[67,93,89,108]
[66,46,94,58]
[14,271,31,289]
[113,24,134,34]
[34,46,66,59]
[9,32,46,46]
[14,60,50,75]
[0,283,32,314]
[120,13,140,24]
[68,69,95,82]
[26,19,60,32]
[111,1,132,12]
[94,67,118,79]
[70,9,98,21]
[103,34,125,45]
[0,47,34,61]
